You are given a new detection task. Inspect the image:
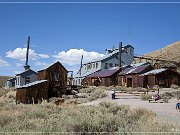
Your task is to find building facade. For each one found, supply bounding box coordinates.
[15,69,38,88]
[73,44,134,85]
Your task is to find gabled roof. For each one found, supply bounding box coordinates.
[17,80,48,89]
[16,69,37,77]
[38,61,67,72]
[88,67,120,78]
[7,77,16,81]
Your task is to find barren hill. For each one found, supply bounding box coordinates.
[144,41,180,62]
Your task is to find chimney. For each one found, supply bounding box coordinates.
[80,55,83,76]
[119,42,122,67]
[24,36,30,71]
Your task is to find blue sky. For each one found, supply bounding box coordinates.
[0,1,179,76]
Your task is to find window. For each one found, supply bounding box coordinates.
[105,63,108,69]
[54,72,59,81]
[115,64,119,67]
[96,63,98,68]
[79,79,81,85]
[109,63,113,67]
[25,77,30,85]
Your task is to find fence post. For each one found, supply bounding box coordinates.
[177,91,180,100]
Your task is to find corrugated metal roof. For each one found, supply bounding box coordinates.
[17,80,48,88]
[141,68,167,76]
[119,62,151,75]
[88,67,120,77]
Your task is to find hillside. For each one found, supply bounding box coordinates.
[144,41,180,62]
[0,76,11,88]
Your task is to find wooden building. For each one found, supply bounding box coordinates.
[142,68,180,88]
[82,67,120,87]
[16,61,68,104]
[38,61,68,97]
[118,63,153,88]
[16,80,49,104]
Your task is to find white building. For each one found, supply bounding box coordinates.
[73,44,134,85]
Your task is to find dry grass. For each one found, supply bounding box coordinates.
[144,41,180,62]
[0,101,176,134]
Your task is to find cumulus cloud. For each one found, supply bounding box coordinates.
[0,58,9,66]
[35,61,48,66]
[38,54,49,58]
[14,70,21,74]
[53,49,105,65]
[6,48,49,61]
[16,63,23,67]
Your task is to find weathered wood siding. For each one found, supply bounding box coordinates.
[16,81,49,104]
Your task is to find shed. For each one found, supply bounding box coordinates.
[16,80,49,104]
[118,62,153,88]
[82,67,120,87]
[38,61,68,97]
[5,77,16,89]
[141,68,180,88]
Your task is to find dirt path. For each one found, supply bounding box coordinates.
[80,93,180,126]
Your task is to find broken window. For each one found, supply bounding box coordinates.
[54,72,59,81]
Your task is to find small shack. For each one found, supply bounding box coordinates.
[82,67,120,87]
[16,61,68,104]
[118,62,153,88]
[16,80,49,104]
[38,61,68,97]
[5,77,16,89]
[142,68,180,88]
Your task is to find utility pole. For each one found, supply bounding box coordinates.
[119,42,122,67]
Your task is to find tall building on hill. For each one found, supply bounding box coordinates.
[73,43,134,85]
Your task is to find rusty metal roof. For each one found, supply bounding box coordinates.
[88,67,120,77]
[119,62,151,75]
[141,68,167,76]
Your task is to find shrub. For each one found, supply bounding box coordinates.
[141,94,154,101]
[0,101,176,133]
[171,84,179,89]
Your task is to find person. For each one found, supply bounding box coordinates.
[176,103,180,109]
[155,94,160,101]
[111,90,115,99]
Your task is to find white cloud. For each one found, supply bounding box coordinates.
[16,63,23,67]
[53,49,105,65]
[14,70,21,74]
[6,48,37,61]
[35,61,48,66]
[38,54,49,58]
[6,48,50,61]
[0,58,9,66]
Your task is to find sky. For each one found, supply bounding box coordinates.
[0,0,180,76]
